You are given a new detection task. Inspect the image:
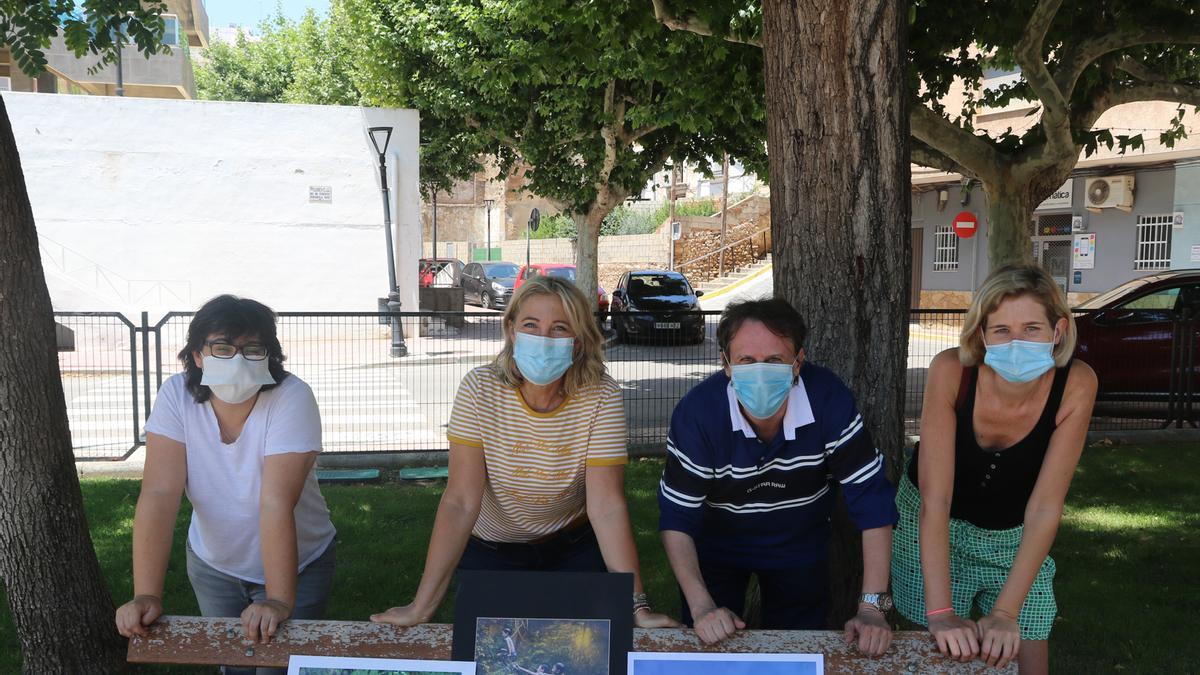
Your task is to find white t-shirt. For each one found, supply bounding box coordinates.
[144,372,336,584]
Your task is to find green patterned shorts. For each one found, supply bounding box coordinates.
[891,470,1057,641]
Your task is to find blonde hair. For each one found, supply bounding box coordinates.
[959,264,1077,367]
[492,275,607,395]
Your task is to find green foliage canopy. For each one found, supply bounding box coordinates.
[338,0,768,211]
[195,9,360,106]
[653,0,1200,263]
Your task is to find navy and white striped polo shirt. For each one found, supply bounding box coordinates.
[657,363,899,569]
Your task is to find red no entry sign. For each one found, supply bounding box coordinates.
[953,211,978,239]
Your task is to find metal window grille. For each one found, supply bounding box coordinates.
[933,225,959,271]
[1135,214,1173,271]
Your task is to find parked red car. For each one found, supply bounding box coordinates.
[418,258,464,288]
[1073,269,1200,401]
[515,264,609,313]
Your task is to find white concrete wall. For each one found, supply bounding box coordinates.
[5,92,420,315]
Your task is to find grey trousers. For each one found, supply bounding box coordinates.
[186,538,337,675]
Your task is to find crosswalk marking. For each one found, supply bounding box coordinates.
[62,372,453,459]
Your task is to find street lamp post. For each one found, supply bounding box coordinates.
[369,126,408,357]
[431,190,439,260]
[113,22,125,97]
[483,198,495,261]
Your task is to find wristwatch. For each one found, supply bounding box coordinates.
[859,592,893,612]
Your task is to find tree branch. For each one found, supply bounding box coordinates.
[1014,0,1073,160]
[464,115,519,149]
[598,80,621,185]
[911,140,971,177]
[1075,81,1200,132]
[1116,56,1170,84]
[1054,27,1200,101]
[650,0,762,47]
[619,124,661,146]
[910,104,1004,184]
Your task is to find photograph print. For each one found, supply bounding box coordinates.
[475,617,611,675]
[628,652,823,675]
[287,654,476,675]
[452,571,633,675]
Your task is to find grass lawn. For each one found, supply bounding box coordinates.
[1,443,1196,673]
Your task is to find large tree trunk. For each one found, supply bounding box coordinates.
[575,185,625,311]
[983,179,1037,267]
[0,95,125,673]
[984,163,1075,267]
[762,0,910,626]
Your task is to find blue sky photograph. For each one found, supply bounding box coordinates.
[629,658,818,675]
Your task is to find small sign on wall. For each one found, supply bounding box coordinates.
[1073,233,1096,270]
[1191,244,1200,262]
[1037,179,1073,211]
[1174,211,1185,229]
[309,185,333,204]
[1071,215,1084,232]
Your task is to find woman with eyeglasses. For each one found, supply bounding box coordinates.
[370,275,677,629]
[891,265,1097,674]
[115,295,335,673]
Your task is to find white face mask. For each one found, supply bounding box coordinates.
[200,354,275,404]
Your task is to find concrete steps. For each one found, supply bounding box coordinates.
[697,254,773,293]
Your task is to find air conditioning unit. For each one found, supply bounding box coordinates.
[1085,175,1135,213]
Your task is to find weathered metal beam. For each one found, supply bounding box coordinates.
[128,616,1015,673]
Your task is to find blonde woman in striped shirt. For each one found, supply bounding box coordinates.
[371,275,678,628]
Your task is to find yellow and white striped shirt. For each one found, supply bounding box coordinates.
[446,364,628,543]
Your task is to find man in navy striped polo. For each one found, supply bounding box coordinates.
[658,298,898,656]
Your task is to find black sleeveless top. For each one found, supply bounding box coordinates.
[909,362,1071,530]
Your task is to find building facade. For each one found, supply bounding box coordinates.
[913,149,1200,309]
[0,1,209,99]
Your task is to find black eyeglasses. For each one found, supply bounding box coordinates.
[205,340,268,361]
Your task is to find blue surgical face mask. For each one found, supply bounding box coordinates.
[983,331,1057,383]
[729,361,796,419]
[513,331,575,385]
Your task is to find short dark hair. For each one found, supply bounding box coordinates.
[717,298,808,358]
[179,295,288,403]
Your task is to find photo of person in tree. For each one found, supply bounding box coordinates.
[475,618,607,675]
[495,626,518,660]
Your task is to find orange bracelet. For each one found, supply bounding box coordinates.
[926,607,954,617]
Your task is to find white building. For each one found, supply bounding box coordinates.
[6,92,421,315]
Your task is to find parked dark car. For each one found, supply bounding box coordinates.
[462,261,520,310]
[418,258,464,288]
[610,270,705,344]
[1074,269,1200,402]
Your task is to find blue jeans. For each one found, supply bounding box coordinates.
[186,538,336,675]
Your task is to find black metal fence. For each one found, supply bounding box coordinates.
[55,309,1193,460]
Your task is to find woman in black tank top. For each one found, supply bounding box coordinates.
[890,265,1097,674]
